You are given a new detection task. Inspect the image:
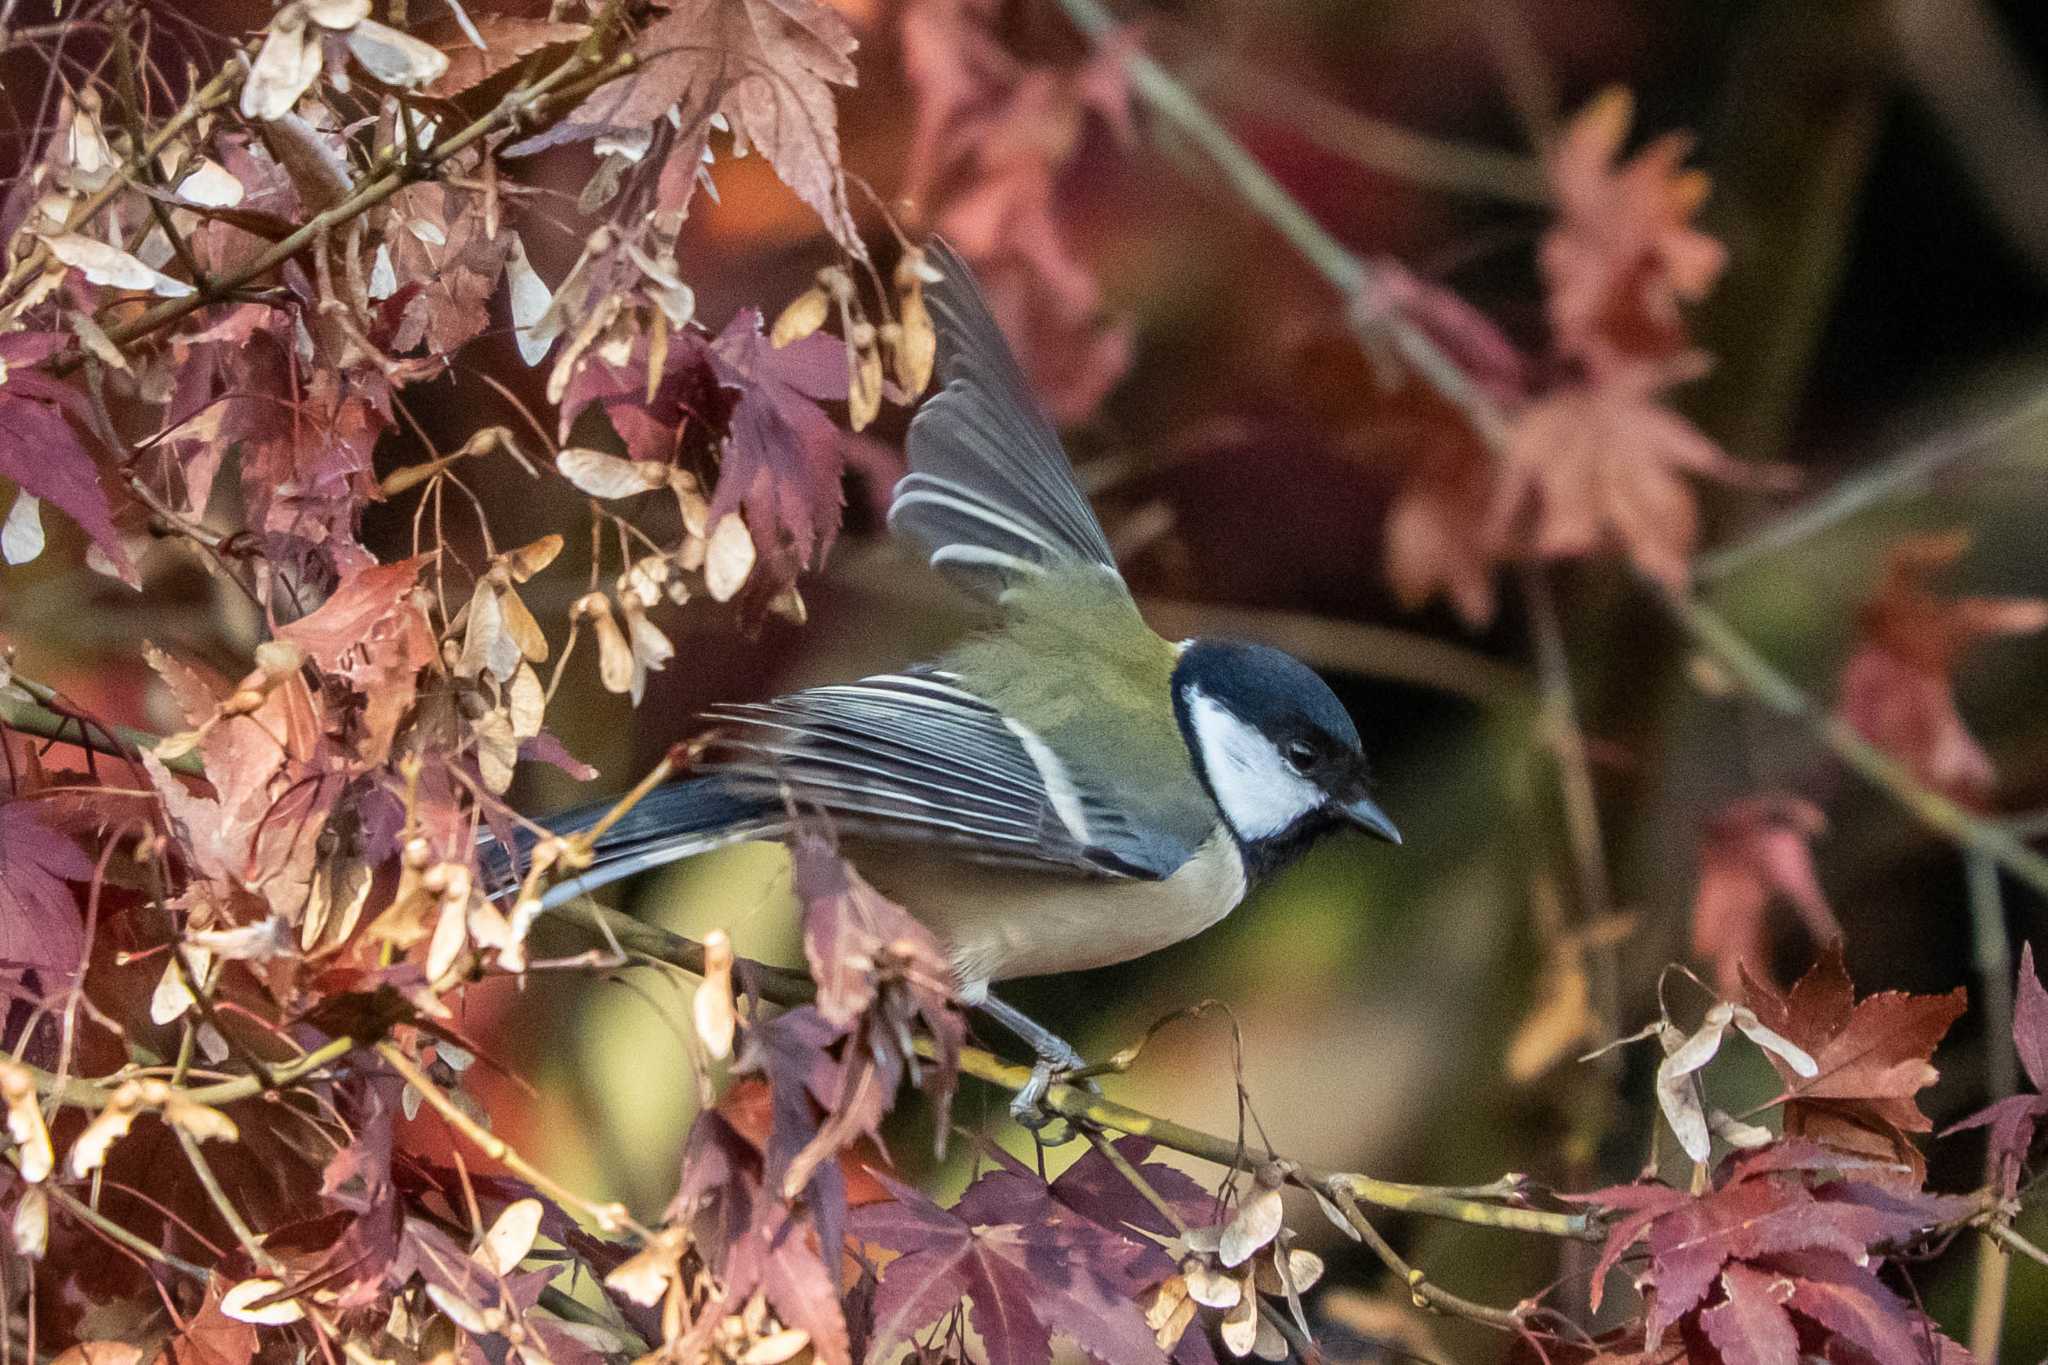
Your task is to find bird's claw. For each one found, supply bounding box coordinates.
[1007,1059,1103,1144]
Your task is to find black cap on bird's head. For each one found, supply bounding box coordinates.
[1170,640,1400,872]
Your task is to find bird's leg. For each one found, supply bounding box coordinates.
[976,993,1090,1126]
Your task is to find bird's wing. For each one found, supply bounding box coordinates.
[699,669,1191,879]
[887,238,1126,601]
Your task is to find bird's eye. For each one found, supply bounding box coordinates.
[1284,739,1317,772]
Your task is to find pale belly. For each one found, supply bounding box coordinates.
[846,831,1249,1000]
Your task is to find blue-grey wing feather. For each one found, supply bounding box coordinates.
[888,238,1124,598]
[701,670,1185,878]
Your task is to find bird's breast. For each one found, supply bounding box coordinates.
[846,831,1249,1000]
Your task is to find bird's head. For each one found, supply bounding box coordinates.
[1171,639,1401,873]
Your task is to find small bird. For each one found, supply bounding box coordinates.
[512,241,1399,1102]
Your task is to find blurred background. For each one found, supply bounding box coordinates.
[12,0,2048,1357]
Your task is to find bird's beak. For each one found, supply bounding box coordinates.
[1338,792,1402,846]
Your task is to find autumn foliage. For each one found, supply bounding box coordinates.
[0,3,2045,1365]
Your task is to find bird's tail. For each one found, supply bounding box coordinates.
[482,776,782,912]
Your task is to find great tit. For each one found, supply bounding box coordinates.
[507,241,1400,1088]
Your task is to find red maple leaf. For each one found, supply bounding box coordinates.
[902,0,1135,422]
[1542,88,1726,374]
[1740,944,1966,1179]
[850,1167,1168,1365]
[1835,531,2048,806]
[706,309,851,577]
[1491,357,1781,592]
[0,331,137,584]
[511,0,862,252]
[1690,794,1840,993]
[1579,1142,1973,1355]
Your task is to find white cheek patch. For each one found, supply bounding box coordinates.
[1184,689,1323,842]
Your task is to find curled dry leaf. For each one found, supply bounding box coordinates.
[556,447,670,499]
[220,1277,307,1326]
[1217,1184,1283,1269]
[1836,530,2048,804]
[11,1184,45,1258]
[41,233,194,297]
[695,928,738,1060]
[0,1061,53,1182]
[704,512,756,601]
[1692,794,1838,993]
[474,1197,544,1275]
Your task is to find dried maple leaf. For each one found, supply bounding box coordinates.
[851,1167,1169,1365]
[0,331,137,584]
[420,14,589,99]
[381,184,510,355]
[707,309,851,579]
[1739,944,1966,1179]
[1542,88,1726,373]
[1491,357,1780,592]
[1835,531,2048,806]
[1690,794,1840,993]
[277,555,436,765]
[512,0,862,253]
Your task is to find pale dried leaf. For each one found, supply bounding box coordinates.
[175,158,246,208]
[2,493,44,566]
[240,10,325,121]
[556,447,668,499]
[475,1197,544,1275]
[1218,1186,1283,1268]
[41,233,194,296]
[703,513,755,602]
[221,1277,306,1326]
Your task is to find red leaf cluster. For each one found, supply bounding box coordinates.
[1835,531,2048,806]
[1690,794,1839,993]
[1384,90,1782,623]
[1581,1142,1973,1363]
[1740,946,1966,1181]
[899,0,1135,422]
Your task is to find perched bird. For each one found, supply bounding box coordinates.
[507,241,1399,1103]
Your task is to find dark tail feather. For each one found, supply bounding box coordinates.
[482,776,781,910]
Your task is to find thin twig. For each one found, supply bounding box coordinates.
[1986,1219,2048,1269]
[374,1040,646,1239]
[1658,585,2048,900]
[1327,1182,1531,1332]
[1054,0,1511,451]
[1697,385,2048,581]
[1966,850,2014,1362]
[0,674,201,775]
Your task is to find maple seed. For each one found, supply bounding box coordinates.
[695,930,739,1061]
[771,286,831,347]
